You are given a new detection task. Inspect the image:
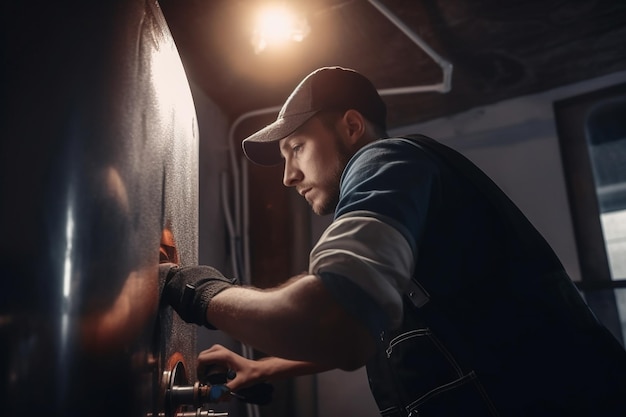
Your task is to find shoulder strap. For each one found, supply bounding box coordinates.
[399,134,562,308]
[403,134,558,260]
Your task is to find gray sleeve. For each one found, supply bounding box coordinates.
[309,212,415,330]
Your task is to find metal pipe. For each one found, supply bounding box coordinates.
[227,106,281,287]
[367,0,453,94]
[221,172,241,279]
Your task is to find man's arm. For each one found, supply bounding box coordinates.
[207,274,376,371]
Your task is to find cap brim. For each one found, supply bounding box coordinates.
[242,111,318,166]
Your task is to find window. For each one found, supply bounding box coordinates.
[555,83,626,346]
[587,99,626,280]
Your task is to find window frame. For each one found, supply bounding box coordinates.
[553,82,626,345]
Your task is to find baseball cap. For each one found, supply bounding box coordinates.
[242,66,387,166]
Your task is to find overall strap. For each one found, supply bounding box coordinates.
[398,134,562,309]
[401,134,559,264]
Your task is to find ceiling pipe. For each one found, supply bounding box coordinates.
[224,106,281,285]
[367,0,453,95]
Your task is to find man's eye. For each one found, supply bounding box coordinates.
[292,145,302,153]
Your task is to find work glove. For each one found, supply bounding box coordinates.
[161,263,237,329]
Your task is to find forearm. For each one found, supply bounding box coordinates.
[256,356,333,381]
[207,275,375,370]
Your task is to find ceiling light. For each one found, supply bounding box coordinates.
[251,3,310,54]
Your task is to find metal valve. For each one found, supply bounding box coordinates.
[157,357,272,417]
[163,361,229,417]
[168,381,229,411]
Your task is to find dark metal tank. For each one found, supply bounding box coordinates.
[1,1,200,416]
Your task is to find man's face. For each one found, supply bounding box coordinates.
[279,114,352,215]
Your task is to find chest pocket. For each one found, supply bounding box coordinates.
[366,303,500,417]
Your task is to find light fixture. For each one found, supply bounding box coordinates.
[251,2,310,54]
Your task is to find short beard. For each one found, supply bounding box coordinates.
[314,179,340,216]
[314,139,352,216]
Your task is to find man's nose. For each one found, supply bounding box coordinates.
[283,162,301,187]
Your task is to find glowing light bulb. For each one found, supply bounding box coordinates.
[251,3,310,54]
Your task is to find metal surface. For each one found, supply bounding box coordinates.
[1,1,199,416]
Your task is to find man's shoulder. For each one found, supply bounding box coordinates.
[391,134,441,148]
[358,135,432,153]
[343,135,444,183]
[352,135,442,165]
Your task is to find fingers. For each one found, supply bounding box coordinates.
[198,344,232,368]
[197,344,237,378]
[197,344,256,391]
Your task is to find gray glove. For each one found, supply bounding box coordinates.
[162,264,237,328]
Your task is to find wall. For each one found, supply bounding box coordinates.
[314,69,626,417]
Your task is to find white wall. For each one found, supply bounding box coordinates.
[314,70,626,417]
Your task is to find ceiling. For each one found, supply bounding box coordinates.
[158,0,626,133]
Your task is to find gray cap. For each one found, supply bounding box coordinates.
[242,66,386,166]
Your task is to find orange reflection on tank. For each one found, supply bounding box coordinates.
[80,265,158,353]
[80,228,180,353]
[160,228,179,264]
[78,167,160,354]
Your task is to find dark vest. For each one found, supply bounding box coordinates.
[365,135,626,417]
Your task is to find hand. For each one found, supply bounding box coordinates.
[161,264,237,328]
[197,344,265,392]
[198,345,275,405]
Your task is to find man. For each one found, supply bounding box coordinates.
[164,66,626,416]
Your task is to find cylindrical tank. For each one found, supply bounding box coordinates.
[0,1,200,416]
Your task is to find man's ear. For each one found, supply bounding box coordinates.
[341,109,367,145]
